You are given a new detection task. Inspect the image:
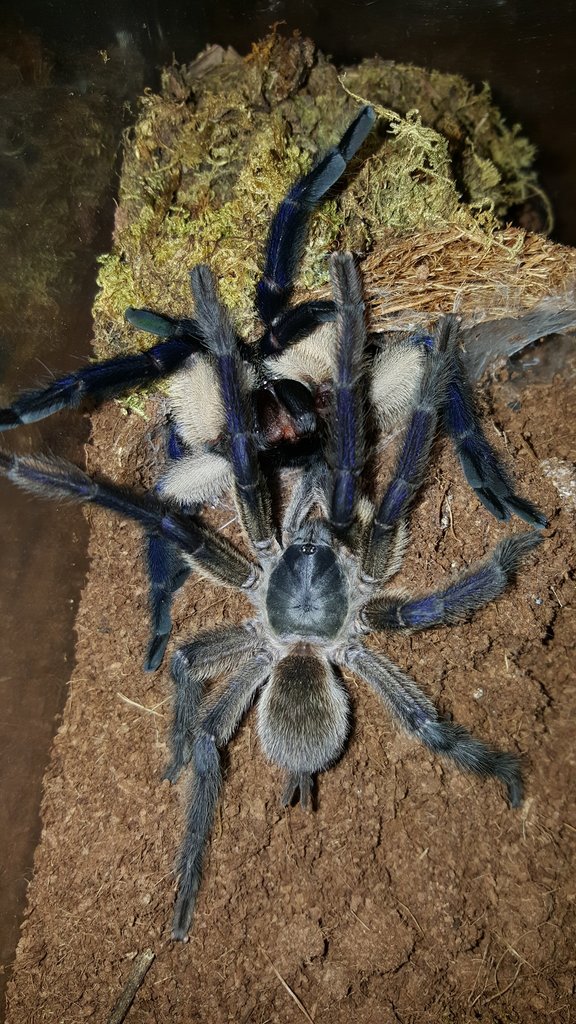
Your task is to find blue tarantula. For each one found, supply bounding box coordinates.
[0,107,546,938]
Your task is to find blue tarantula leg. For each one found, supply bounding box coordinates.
[327,252,368,536]
[363,316,458,581]
[0,336,200,431]
[0,451,256,588]
[260,299,336,352]
[166,625,263,782]
[257,105,376,355]
[342,644,523,807]
[444,352,547,528]
[363,531,542,631]
[143,424,194,673]
[126,307,254,364]
[189,265,273,547]
[172,651,272,940]
[144,535,191,672]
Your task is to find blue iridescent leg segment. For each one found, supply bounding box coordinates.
[171,650,271,940]
[0,450,255,588]
[364,317,458,579]
[342,643,523,807]
[190,265,273,547]
[144,534,191,671]
[257,105,376,356]
[443,353,547,528]
[327,253,367,536]
[363,531,542,631]
[143,424,192,672]
[165,625,263,782]
[0,333,200,431]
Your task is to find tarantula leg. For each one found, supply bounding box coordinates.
[190,265,273,547]
[0,451,256,588]
[363,531,542,631]
[341,644,523,807]
[369,339,427,429]
[257,105,376,355]
[144,535,191,672]
[327,253,368,537]
[125,307,200,340]
[126,307,254,364]
[363,317,458,581]
[443,351,548,528]
[0,336,199,431]
[166,625,263,781]
[262,299,336,352]
[172,652,272,940]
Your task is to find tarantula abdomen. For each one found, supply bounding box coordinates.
[258,651,350,776]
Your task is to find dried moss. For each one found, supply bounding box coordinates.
[94,30,557,364]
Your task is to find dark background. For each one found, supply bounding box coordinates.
[10,0,576,243]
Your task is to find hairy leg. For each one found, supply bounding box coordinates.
[340,642,523,807]
[327,253,368,538]
[172,650,272,940]
[0,451,256,588]
[443,350,547,528]
[363,531,542,631]
[0,335,199,430]
[257,105,376,355]
[190,265,273,547]
[144,535,191,671]
[166,624,264,781]
[363,316,458,581]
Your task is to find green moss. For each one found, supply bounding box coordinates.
[93,30,549,366]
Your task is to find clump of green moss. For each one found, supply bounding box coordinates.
[94,30,549,362]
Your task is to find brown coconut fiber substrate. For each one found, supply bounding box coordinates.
[5,360,575,1024]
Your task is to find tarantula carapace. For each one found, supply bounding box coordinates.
[0,106,546,939]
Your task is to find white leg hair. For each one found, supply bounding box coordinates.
[370,341,426,429]
[169,355,257,448]
[264,322,337,386]
[159,450,233,506]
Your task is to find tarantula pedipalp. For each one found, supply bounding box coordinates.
[0,104,546,676]
[0,253,543,940]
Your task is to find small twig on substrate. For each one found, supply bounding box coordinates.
[260,948,315,1023]
[108,949,155,1024]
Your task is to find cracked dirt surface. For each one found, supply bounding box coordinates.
[5,353,575,1024]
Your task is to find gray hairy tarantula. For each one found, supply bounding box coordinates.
[0,106,546,939]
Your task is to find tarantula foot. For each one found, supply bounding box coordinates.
[172,883,196,942]
[163,758,186,784]
[144,632,171,673]
[475,485,547,529]
[504,494,548,529]
[504,768,524,809]
[282,772,313,810]
[459,446,548,529]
